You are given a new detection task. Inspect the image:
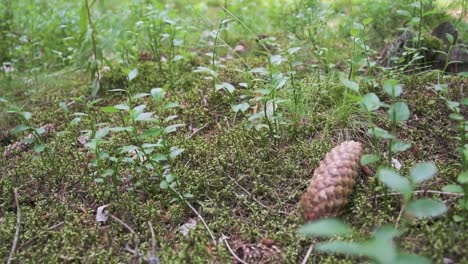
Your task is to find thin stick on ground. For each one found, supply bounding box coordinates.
[301,244,314,264]
[371,190,464,199]
[220,234,248,264]
[395,203,406,228]
[147,221,160,264]
[7,188,20,264]
[170,186,217,245]
[110,214,140,259]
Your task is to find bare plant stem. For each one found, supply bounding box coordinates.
[371,190,464,199]
[7,188,20,264]
[301,244,314,264]
[220,234,248,264]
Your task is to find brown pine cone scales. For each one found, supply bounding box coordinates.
[235,241,282,264]
[301,141,363,221]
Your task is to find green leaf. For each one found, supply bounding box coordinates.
[361,93,382,111]
[151,88,166,101]
[297,218,353,237]
[34,144,45,153]
[367,127,395,139]
[384,79,403,97]
[79,1,88,39]
[406,199,447,218]
[457,171,468,184]
[441,184,464,194]
[115,104,130,110]
[0,97,8,103]
[128,68,138,81]
[360,154,381,166]
[165,173,175,183]
[270,54,284,65]
[395,253,431,264]
[391,141,412,153]
[169,147,184,159]
[410,162,437,184]
[462,97,468,106]
[12,125,31,134]
[163,102,179,109]
[339,76,359,93]
[95,127,110,140]
[135,112,155,121]
[21,112,33,120]
[449,113,464,121]
[215,82,235,93]
[160,180,169,189]
[377,167,412,196]
[231,102,250,113]
[316,241,367,255]
[119,145,139,153]
[388,102,410,122]
[164,124,185,134]
[101,106,119,113]
[132,93,150,99]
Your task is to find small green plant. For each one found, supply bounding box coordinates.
[298,161,446,264]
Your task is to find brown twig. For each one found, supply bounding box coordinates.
[371,190,464,199]
[301,244,314,264]
[147,221,160,264]
[7,188,20,264]
[220,234,248,264]
[169,186,217,245]
[110,214,140,260]
[395,203,406,228]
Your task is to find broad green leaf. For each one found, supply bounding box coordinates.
[135,112,155,121]
[298,218,353,237]
[360,154,381,166]
[169,147,184,159]
[101,106,119,113]
[151,88,166,100]
[457,171,468,184]
[163,102,179,109]
[361,93,382,111]
[215,82,235,93]
[132,93,150,99]
[449,113,464,121]
[164,124,185,134]
[165,173,175,183]
[388,102,410,122]
[34,144,45,153]
[193,66,218,77]
[367,127,395,139]
[391,141,412,153]
[160,180,169,189]
[231,102,250,113]
[441,184,464,194]
[395,254,431,264]
[95,127,110,139]
[119,145,139,153]
[59,102,68,112]
[377,167,412,196]
[462,97,468,106]
[128,68,138,81]
[406,199,447,218]
[316,241,367,255]
[34,127,45,135]
[12,125,31,134]
[0,97,8,103]
[21,112,33,120]
[410,162,437,184]
[384,79,403,97]
[115,104,130,110]
[340,76,359,93]
[288,47,301,55]
[270,54,283,65]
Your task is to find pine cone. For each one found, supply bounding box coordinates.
[235,241,282,264]
[301,141,363,221]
